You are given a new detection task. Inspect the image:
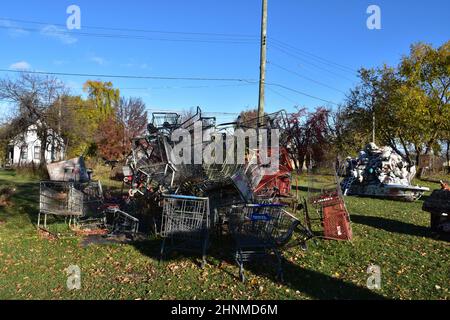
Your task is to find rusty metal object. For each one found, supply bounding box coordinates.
[46,157,91,182]
[310,190,352,241]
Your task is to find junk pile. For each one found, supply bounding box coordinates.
[340,143,429,201]
[123,107,296,204]
[42,158,140,239]
[39,106,352,282]
[422,181,450,234]
[120,107,319,281]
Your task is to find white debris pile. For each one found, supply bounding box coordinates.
[345,143,416,186]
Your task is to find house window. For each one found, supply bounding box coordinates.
[20,146,28,160]
[34,146,41,160]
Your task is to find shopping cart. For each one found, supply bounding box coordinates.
[160,194,211,267]
[38,181,103,228]
[229,203,305,282]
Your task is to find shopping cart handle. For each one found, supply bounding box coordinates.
[162,194,209,201]
[250,213,273,221]
[245,203,287,208]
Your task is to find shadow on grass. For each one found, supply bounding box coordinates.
[1,172,385,299]
[0,175,40,224]
[351,214,434,239]
[132,236,386,300]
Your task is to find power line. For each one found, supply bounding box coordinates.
[270,37,357,74]
[268,61,347,94]
[0,68,258,83]
[266,87,301,106]
[0,17,257,38]
[265,82,338,106]
[68,83,257,91]
[269,43,356,83]
[0,70,339,106]
[131,83,257,90]
[0,25,257,44]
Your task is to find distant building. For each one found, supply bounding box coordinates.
[6,124,65,166]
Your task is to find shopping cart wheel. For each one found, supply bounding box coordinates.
[276,271,284,283]
[159,238,166,264]
[300,241,308,251]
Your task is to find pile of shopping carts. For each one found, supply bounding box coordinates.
[122,107,296,201]
[159,195,313,281]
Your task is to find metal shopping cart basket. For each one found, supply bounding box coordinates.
[160,194,211,267]
[38,180,103,229]
[229,203,304,282]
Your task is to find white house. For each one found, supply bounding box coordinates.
[6,124,65,166]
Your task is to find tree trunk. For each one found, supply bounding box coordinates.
[297,153,305,174]
[398,135,412,164]
[446,141,450,174]
[39,129,48,168]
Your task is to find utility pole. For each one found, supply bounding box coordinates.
[257,0,268,130]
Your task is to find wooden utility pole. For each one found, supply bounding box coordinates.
[257,0,268,129]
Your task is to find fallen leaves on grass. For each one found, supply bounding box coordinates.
[0,186,16,207]
[72,228,109,236]
[166,261,192,273]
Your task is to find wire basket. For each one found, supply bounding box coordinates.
[151,112,180,130]
[228,203,288,281]
[160,194,211,266]
[38,181,103,228]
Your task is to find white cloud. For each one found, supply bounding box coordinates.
[0,19,29,38]
[41,25,77,45]
[90,56,106,65]
[9,61,31,70]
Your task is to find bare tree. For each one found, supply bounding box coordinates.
[117,97,148,153]
[0,73,67,166]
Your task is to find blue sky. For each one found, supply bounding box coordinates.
[0,0,449,122]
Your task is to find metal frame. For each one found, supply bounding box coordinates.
[39,181,78,228]
[160,194,211,267]
[228,203,292,282]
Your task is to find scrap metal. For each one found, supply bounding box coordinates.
[340,143,429,201]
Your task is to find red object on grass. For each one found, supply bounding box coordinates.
[254,148,293,197]
[311,191,353,241]
[322,201,353,240]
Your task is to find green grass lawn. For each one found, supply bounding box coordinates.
[0,170,448,300]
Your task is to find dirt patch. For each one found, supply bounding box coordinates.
[80,234,131,247]
[38,228,59,241]
[72,228,109,236]
[0,186,15,207]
